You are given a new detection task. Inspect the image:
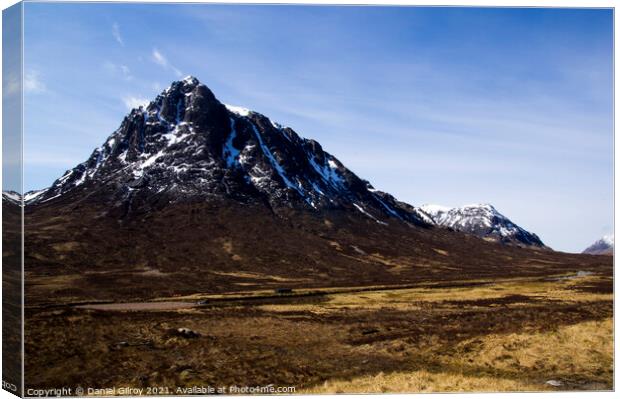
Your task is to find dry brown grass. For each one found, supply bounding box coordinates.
[305,318,613,393]
[455,318,612,379]
[305,370,547,393]
[25,273,612,393]
[256,274,608,313]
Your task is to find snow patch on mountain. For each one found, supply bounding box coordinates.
[602,234,614,246]
[24,189,46,202]
[2,191,21,205]
[353,203,387,225]
[249,121,310,204]
[224,104,251,117]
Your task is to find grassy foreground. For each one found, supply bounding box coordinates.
[25,272,612,393]
[306,318,612,393]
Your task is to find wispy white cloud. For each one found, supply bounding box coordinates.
[151,48,182,77]
[122,95,150,110]
[103,61,133,80]
[151,48,166,66]
[112,23,124,46]
[24,70,46,93]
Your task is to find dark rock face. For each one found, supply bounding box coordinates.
[26,76,428,227]
[419,204,546,248]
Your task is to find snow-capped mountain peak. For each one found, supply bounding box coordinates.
[24,76,429,227]
[181,75,199,85]
[419,203,545,248]
[583,234,614,255]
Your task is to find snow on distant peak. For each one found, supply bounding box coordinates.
[2,191,21,203]
[583,234,614,255]
[224,104,252,117]
[24,189,47,202]
[420,203,545,248]
[420,204,451,215]
[602,234,614,246]
[462,203,494,210]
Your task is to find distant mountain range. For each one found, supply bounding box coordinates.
[583,235,614,255]
[419,204,546,248]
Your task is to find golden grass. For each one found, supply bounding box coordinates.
[453,318,613,380]
[146,272,609,325]
[321,274,609,309]
[305,370,547,393]
[305,318,613,393]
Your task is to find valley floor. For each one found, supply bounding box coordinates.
[24,271,612,394]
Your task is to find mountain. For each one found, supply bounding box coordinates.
[583,235,614,255]
[419,203,546,248]
[25,76,428,226]
[2,191,21,206]
[22,76,604,305]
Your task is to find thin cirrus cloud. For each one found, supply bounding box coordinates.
[24,70,46,93]
[112,23,124,46]
[103,61,133,81]
[151,48,183,77]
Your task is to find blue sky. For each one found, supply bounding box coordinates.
[2,3,22,193]
[20,3,612,253]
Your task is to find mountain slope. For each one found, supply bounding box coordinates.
[419,203,546,248]
[583,235,614,255]
[26,76,428,227]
